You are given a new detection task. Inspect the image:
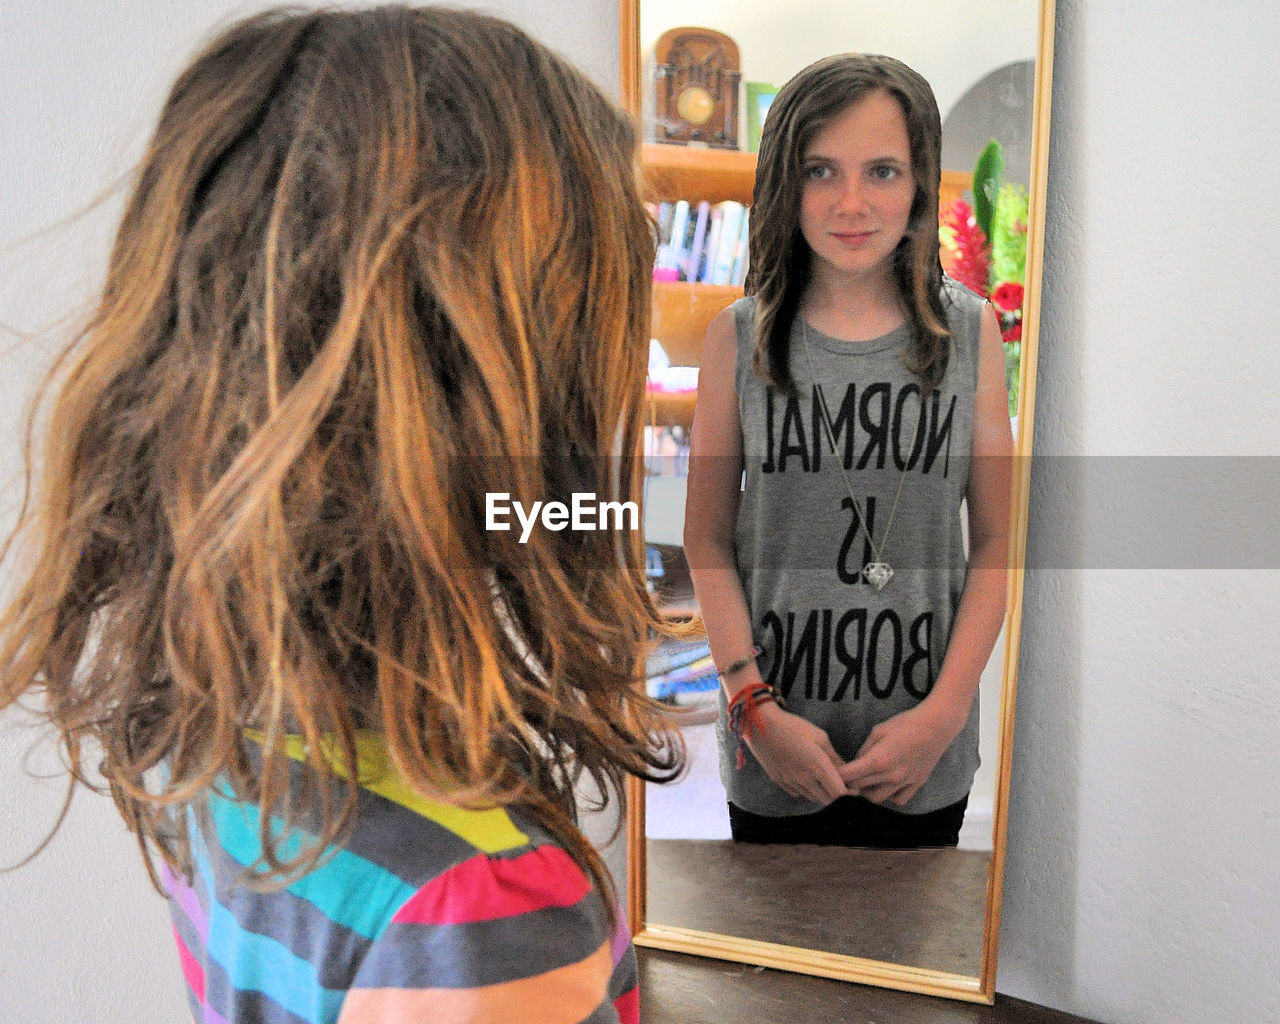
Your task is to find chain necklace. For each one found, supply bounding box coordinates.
[800,321,922,592]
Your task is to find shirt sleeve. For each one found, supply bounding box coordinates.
[336,841,636,1024]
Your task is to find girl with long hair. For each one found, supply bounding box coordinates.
[0,6,680,1021]
[686,53,1012,848]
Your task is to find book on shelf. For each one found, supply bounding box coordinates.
[647,638,712,677]
[729,207,750,286]
[649,197,750,286]
[686,200,710,282]
[667,200,690,273]
[646,637,716,702]
[650,654,714,688]
[648,666,719,703]
[697,205,723,283]
[708,202,742,285]
[652,202,674,250]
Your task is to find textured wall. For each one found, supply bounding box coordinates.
[997,2,1280,1022]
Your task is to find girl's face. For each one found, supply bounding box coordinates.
[798,89,916,288]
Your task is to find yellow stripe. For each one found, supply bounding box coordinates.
[336,938,613,1024]
[245,729,528,854]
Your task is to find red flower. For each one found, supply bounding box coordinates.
[1001,322,1022,344]
[939,200,990,298]
[991,281,1024,313]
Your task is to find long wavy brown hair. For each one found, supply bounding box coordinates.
[745,53,951,393]
[0,5,681,903]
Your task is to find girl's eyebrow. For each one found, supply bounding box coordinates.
[802,152,909,165]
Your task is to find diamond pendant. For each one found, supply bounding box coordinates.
[863,562,894,591]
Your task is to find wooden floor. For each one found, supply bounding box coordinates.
[639,949,1104,1024]
[647,838,991,977]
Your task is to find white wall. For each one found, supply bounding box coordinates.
[0,4,617,1023]
[5,3,1280,1024]
[997,2,1280,1022]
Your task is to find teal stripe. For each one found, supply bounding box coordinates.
[190,831,346,1024]
[208,792,417,940]
[208,898,345,1024]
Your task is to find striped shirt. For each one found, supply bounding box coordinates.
[162,733,638,1024]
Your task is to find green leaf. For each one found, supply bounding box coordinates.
[972,140,1004,245]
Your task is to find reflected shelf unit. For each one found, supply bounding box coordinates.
[641,145,749,620]
[641,144,753,431]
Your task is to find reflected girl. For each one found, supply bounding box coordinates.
[685,53,1012,848]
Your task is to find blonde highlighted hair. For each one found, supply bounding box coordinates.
[0,5,680,900]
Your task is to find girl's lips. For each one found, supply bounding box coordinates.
[831,230,875,246]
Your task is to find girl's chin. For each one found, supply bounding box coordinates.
[810,253,896,283]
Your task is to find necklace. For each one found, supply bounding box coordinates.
[800,321,922,592]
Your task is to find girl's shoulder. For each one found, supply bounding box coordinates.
[726,294,759,351]
[729,293,758,323]
[940,273,988,321]
[938,274,987,372]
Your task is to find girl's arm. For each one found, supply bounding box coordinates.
[841,302,1013,806]
[685,308,846,806]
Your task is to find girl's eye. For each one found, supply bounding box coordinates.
[871,164,902,181]
[805,164,832,181]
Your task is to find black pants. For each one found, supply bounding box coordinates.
[727,793,968,849]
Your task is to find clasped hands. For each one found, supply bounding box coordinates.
[746,701,964,808]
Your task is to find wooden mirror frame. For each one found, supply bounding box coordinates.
[622,0,1056,1004]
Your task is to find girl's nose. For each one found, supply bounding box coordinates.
[834,180,870,216]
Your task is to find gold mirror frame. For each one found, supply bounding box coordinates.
[622,0,1056,1004]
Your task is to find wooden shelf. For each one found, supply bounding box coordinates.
[639,145,753,430]
[651,282,741,366]
[646,390,696,429]
[939,167,972,213]
[639,143,756,205]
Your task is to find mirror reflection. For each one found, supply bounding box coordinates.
[634,0,1047,992]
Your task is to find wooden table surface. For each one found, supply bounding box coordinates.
[646,838,991,977]
[638,948,1103,1024]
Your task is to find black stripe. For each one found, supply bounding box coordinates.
[352,897,610,989]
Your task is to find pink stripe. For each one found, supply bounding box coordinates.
[171,924,205,1001]
[160,863,228,1024]
[160,860,209,939]
[614,984,640,1024]
[611,909,632,966]
[392,845,592,926]
[201,1001,231,1024]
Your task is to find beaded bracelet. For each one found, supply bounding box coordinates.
[726,680,784,770]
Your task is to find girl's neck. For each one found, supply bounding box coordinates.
[800,264,907,341]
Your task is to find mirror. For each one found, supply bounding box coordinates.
[624,0,1054,1004]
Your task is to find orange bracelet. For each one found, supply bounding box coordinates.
[726,681,783,769]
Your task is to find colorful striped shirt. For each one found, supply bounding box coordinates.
[162,733,638,1024]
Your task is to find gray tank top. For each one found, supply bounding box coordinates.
[717,277,985,816]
